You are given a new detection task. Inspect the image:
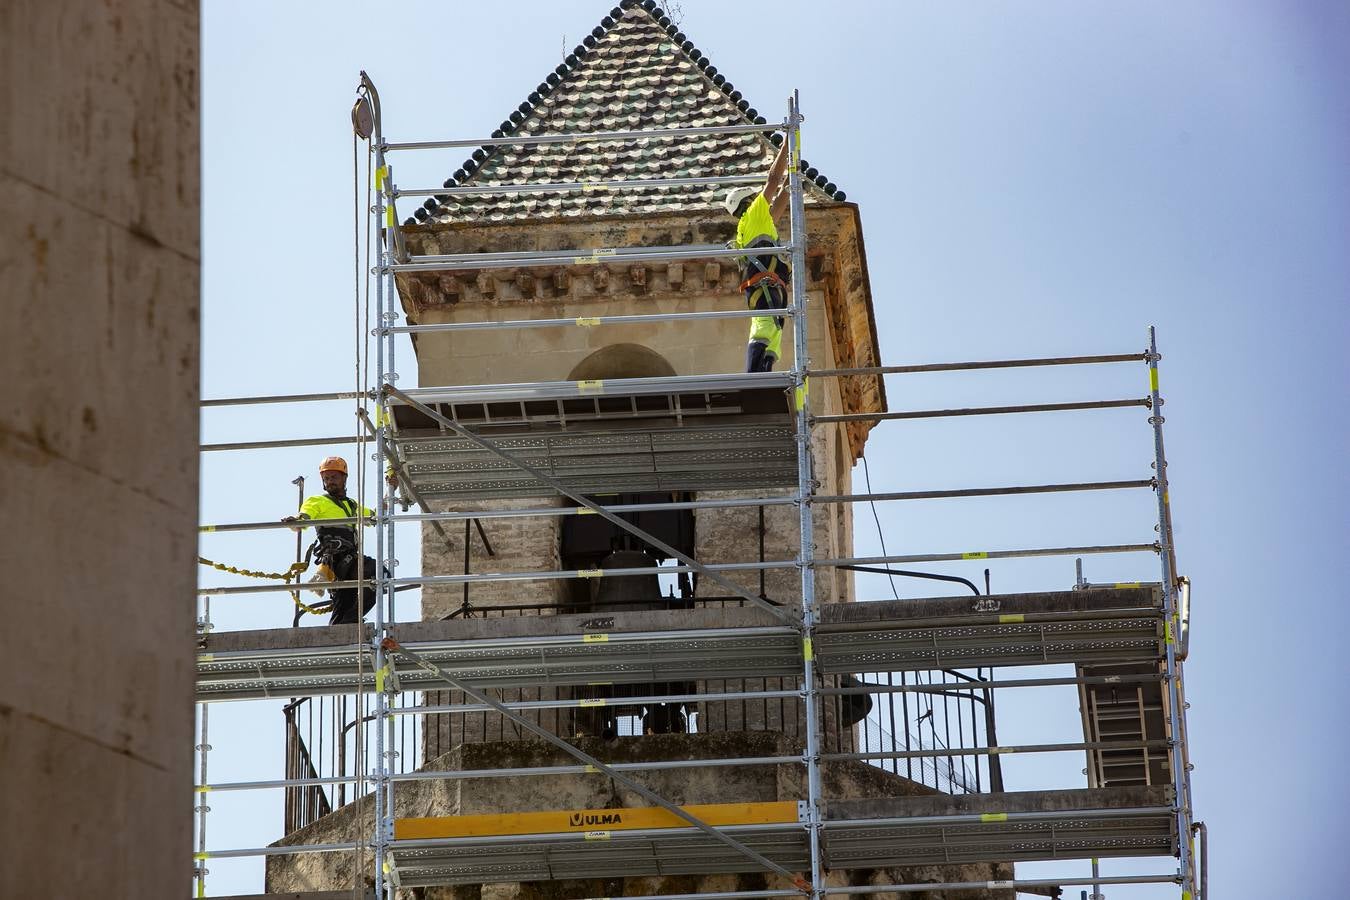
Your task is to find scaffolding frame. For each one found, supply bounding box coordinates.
[192,73,1199,900]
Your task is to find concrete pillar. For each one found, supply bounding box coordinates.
[0,2,199,898]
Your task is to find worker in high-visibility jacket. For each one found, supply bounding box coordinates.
[725,143,792,372]
[283,456,381,625]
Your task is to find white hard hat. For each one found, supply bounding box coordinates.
[724,186,758,217]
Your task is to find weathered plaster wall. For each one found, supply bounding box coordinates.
[0,2,199,898]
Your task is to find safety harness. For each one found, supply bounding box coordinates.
[738,236,790,326]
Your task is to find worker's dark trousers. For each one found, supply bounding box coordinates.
[328,551,380,625]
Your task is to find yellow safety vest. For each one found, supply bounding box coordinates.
[735,194,777,249]
[299,493,373,527]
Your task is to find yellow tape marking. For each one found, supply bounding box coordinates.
[1114,582,1143,589]
[576,506,598,515]
[990,747,1016,755]
[581,183,610,192]
[1165,621,1174,644]
[998,614,1025,624]
[195,785,212,793]
[200,525,216,533]
[963,551,989,560]
[980,812,1008,823]
[198,653,214,662]
[580,698,606,708]
[575,316,602,326]
[584,764,600,774]
[586,680,613,686]
[395,800,801,839]
[582,633,609,644]
[577,568,603,579]
[193,852,209,861]
[577,379,605,394]
[1150,369,1160,391]
[376,165,388,190]
[1164,491,1170,505]
[385,205,395,227]
[803,638,814,661]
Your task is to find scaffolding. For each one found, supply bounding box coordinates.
[193,73,1202,900]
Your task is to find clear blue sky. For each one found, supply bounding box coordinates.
[201,2,1349,896]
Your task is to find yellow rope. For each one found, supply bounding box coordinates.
[196,557,329,616]
[198,556,309,581]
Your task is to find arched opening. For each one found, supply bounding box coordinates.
[566,342,677,381]
[561,343,693,738]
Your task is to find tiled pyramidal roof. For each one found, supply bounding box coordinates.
[407,0,845,226]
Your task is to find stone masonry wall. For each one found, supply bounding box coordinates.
[0,3,200,899]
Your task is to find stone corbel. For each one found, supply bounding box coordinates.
[475,270,496,300]
[552,268,571,297]
[591,265,610,294]
[703,261,722,289]
[514,270,536,300]
[437,274,461,304]
[666,262,684,291]
[629,264,648,294]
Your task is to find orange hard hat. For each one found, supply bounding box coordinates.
[318,456,348,475]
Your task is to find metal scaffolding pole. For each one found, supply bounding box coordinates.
[387,243,784,274]
[381,120,783,152]
[785,92,826,900]
[821,874,1181,896]
[194,541,1159,596]
[359,71,392,900]
[808,352,1148,377]
[396,172,764,198]
[388,306,793,332]
[196,478,1155,534]
[815,397,1150,424]
[194,602,211,898]
[1147,325,1194,895]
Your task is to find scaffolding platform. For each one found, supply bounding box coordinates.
[815,585,1165,673]
[385,787,1175,887]
[387,373,799,501]
[196,587,1163,702]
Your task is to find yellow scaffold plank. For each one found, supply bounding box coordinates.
[395,799,800,840]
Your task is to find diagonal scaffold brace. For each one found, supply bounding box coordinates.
[381,384,800,629]
[381,636,810,890]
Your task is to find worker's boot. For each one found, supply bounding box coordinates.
[745,341,771,373]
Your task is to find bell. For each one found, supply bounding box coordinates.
[590,550,663,612]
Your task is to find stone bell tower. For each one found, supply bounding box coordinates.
[395,2,884,752]
[267,3,1014,895]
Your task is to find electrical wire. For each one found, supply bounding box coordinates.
[860,454,901,601]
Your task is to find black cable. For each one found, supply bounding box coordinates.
[860,455,901,600]
[839,564,981,597]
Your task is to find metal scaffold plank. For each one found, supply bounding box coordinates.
[384,375,799,502]
[196,587,1164,702]
[383,788,1175,888]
